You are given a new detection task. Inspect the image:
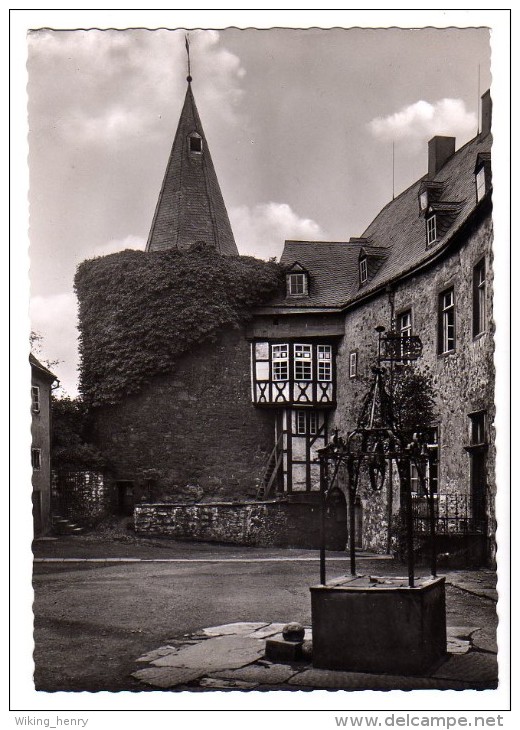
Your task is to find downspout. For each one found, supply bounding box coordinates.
[386,285,395,554]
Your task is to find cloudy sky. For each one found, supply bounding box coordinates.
[27,23,493,396]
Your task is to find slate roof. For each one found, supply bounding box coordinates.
[146,83,238,256]
[265,128,492,312]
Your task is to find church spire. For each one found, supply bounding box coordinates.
[145,68,238,256]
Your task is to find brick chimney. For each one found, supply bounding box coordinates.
[428,136,456,178]
[481,89,492,136]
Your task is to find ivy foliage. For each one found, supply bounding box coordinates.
[75,244,284,406]
[51,396,107,471]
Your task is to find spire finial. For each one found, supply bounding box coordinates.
[185,33,192,83]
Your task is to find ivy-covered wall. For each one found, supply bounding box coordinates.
[75,245,283,406]
[76,246,284,502]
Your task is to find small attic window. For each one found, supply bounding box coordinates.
[189,134,203,153]
[287,272,308,297]
[359,257,368,284]
[419,191,428,212]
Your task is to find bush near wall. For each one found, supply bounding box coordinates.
[52,470,110,525]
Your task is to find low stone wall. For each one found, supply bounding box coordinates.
[134,499,347,551]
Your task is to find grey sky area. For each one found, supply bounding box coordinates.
[27,27,491,396]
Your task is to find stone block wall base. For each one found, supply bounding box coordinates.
[265,638,303,663]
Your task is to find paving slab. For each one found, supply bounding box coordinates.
[136,645,178,663]
[446,638,471,654]
[198,677,258,690]
[288,668,472,691]
[470,629,498,653]
[202,622,268,637]
[431,652,498,683]
[447,626,479,639]
[247,622,286,639]
[211,663,300,685]
[151,634,265,671]
[131,666,203,688]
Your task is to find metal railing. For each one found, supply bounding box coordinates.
[412,493,487,535]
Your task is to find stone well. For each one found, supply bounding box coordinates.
[310,574,447,675]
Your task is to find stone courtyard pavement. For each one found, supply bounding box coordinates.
[132,569,498,692]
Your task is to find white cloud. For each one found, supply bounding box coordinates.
[368,98,477,149]
[30,293,79,398]
[93,235,145,257]
[230,202,327,260]
[28,29,246,147]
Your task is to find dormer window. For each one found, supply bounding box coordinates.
[474,152,491,203]
[288,273,307,295]
[285,263,309,298]
[418,180,445,215]
[476,168,485,201]
[426,214,437,245]
[359,257,368,284]
[475,166,487,203]
[189,133,203,154]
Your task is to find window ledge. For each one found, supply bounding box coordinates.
[437,349,456,358]
[464,443,489,454]
[472,331,488,342]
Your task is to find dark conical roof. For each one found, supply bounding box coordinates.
[146,83,238,255]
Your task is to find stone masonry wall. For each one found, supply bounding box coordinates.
[333,212,495,559]
[92,327,275,503]
[134,499,347,550]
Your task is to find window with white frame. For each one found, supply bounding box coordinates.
[397,310,412,338]
[359,257,368,284]
[317,345,332,381]
[296,410,306,435]
[295,410,319,436]
[294,344,313,380]
[272,344,289,381]
[438,288,455,353]
[31,385,40,413]
[31,448,42,470]
[287,272,308,296]
[426,214,437,245]
[473,258,486,336]
[397,310,412,363]
[349,351,358,378]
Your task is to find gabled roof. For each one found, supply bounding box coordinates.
[29,353,57,382]
[263,128,491,313]
[146,83,238,256]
